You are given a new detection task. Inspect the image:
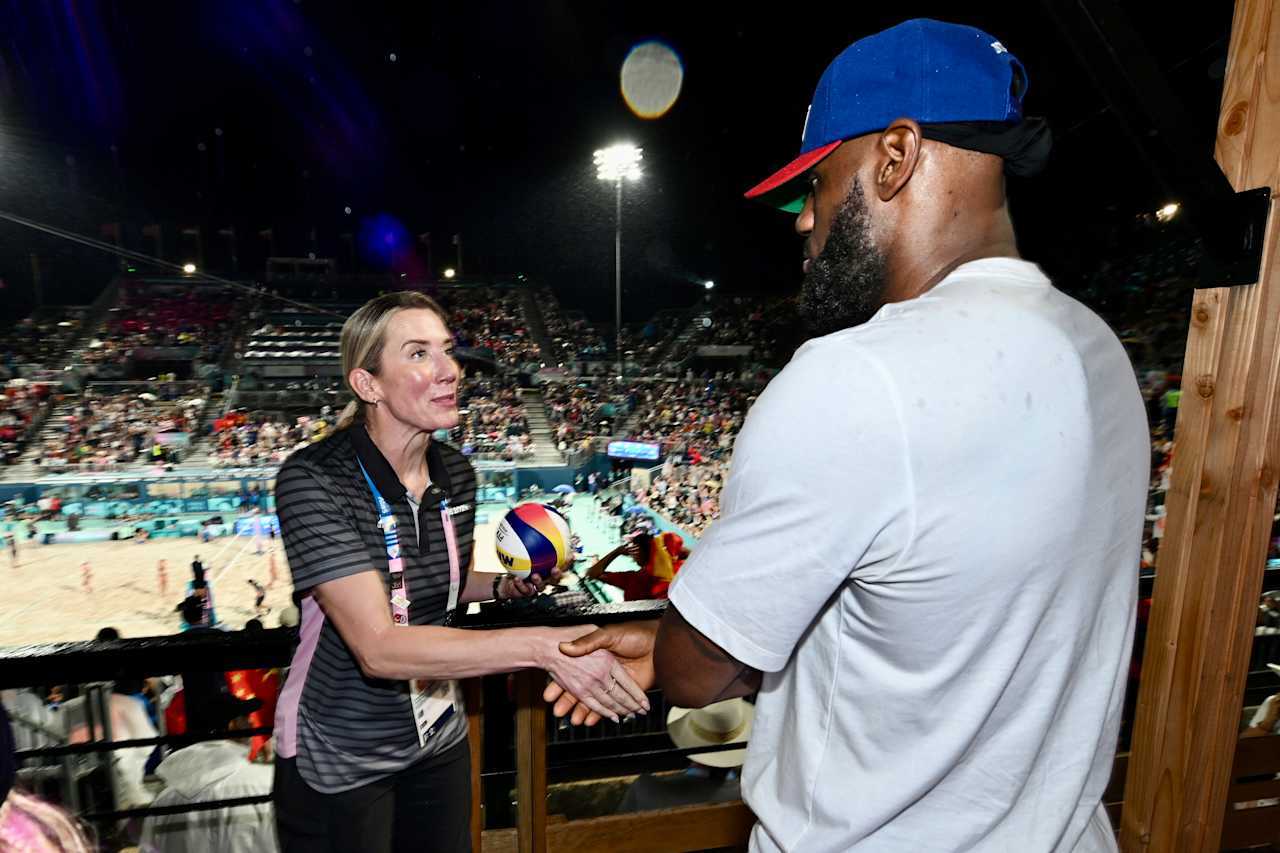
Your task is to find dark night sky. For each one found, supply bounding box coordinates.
[0,1,1237,322]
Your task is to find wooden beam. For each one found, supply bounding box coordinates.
[1220,805,1280,850]
[1120,2,1280,850]
[545,801,754,853]
[483,828,518,853]
[466,678,485,852]
[482,802,754,853]
[514,670,548,853]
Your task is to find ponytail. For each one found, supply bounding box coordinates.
[335,398,365,431]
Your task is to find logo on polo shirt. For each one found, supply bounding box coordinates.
[446,503,472,518]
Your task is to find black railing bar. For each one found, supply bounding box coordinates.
[80,794,274,822]
[547,740,746,770]
[15,727,273,759]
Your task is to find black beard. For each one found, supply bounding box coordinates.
[799,178,889,337]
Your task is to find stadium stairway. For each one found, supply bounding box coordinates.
[520,289,557,365]
[656,307,713,369]
[55,279,123,371]
[518,388,570,466]
[616,406,643,440]
[6,399,79,479]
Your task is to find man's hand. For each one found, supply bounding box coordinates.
[543,621,658,726]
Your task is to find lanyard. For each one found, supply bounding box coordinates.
[357,459,461,626]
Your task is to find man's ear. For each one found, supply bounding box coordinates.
[874,118,924,203]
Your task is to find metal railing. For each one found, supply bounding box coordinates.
[0,602,717,849]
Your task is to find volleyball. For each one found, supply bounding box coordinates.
[494,503,572,578]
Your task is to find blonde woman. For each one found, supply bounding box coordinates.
[272,292,648,852]
[0,707,93,853]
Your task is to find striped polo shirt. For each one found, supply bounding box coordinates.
[273,424,476,793]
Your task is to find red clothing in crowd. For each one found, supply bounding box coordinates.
[600,532,687,601]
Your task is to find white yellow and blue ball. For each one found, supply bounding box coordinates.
[494,503,572,578]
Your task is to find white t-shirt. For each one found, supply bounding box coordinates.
[670,258,1149,853]
[140,740,278,853]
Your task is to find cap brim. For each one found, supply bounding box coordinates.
[743,140,842,212]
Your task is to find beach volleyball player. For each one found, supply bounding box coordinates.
[272,292,649,852]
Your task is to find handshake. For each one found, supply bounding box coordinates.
[542,621,660,725]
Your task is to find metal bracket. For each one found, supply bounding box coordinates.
[1199,186,1272,287]
[1039,0,1271,287]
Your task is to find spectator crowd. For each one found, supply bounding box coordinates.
[35,385,210,471]
[537,287,611,363]
[458,376,534,460]
[0,306,91,375]
[543,378,637,451]
[206,409,335,468]
[444,288,542,369]
[0,382,59,466]
[81,281,248,370]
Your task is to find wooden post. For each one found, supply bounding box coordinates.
[466,678,485,853]
[1121,2,1280,850]
[514,670,547,853]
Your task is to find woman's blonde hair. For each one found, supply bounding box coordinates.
[336,291,448,430]
[0,789,93,852]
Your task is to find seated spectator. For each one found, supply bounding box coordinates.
[635,461,727,538]
[664,294,799,370]
[0,306,90,375]
[36,387,209,471]
[537,288,610,363]
[61,683,158,810]
[1,687,62,778]
[583,528,689,601]
[458,376,535,460]
[542,378,636,450]
[444,288,542,369]
[81,282,248,370]
[138,716,278,853]
[206,410,334,468]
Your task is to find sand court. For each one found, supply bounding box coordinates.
[0,497,638,649]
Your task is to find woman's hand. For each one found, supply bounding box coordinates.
[538,625,650,722]
[497,568,562,600]
[543,622,658,726]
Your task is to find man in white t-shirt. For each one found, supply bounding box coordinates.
[139,736,278,853]
[544,19,1147,853]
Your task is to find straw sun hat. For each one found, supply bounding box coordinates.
[666,698,754,769]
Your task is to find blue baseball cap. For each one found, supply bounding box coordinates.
[745,19,1030,212]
